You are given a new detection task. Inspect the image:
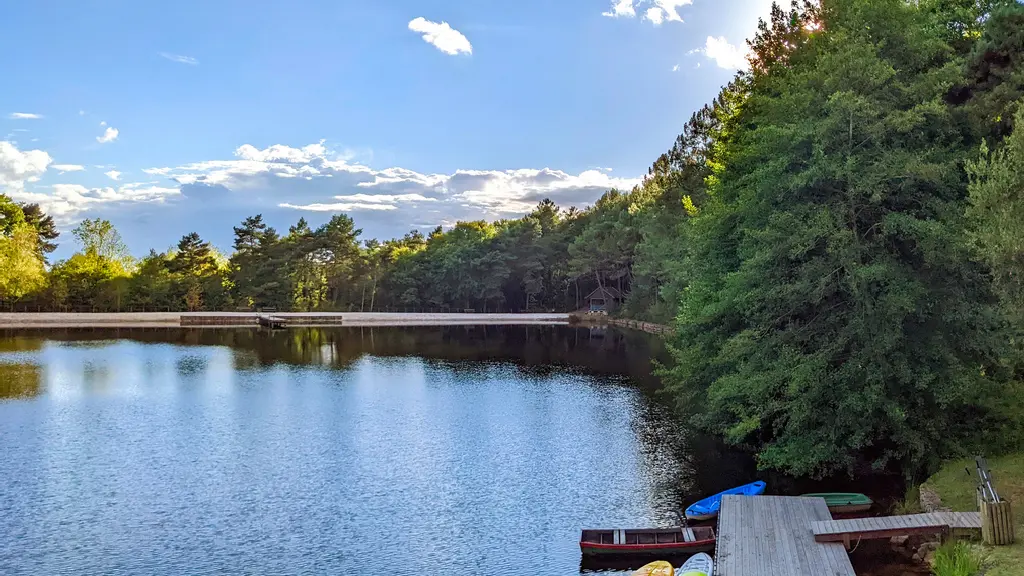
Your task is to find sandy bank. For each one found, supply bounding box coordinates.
[0,312,570,329]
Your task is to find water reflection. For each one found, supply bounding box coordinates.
[0,326,751,576]
[0,325,668,385]
[0,363,41,399]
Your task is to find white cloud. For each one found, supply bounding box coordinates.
[609,0,689,25]
[334,193,437,203]
[672,64,680,72]
[702,36,749,70]
[0,141,52,192]
[281,202,399,212]
[152,142,641,226]
[159,52,199,65]
[602,0,636,18]
[96,127,119,144]
[7,138,644,234]
[100,120,107,126]
[645,7,665,25]
[9,113,43,120]
[408,17,473,56]
[652,0,690,22]
[0,141,179,221]
[78,110,85,116]
[442,168,638,214]
[9,182,180,220]
[236,141,327,163]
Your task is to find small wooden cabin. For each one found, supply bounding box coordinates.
[586,287,623,313]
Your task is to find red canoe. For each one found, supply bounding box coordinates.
[580,526,716,556]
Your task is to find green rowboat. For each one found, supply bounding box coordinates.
[802,492,873,514]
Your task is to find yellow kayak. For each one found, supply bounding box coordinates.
[633,560,674,576]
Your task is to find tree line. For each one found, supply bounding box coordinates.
[0,193,659,315]
[4,0,1024,479]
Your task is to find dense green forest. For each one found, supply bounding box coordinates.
[4,0,1024,479]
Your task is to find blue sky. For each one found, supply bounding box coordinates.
[1,0,774,258]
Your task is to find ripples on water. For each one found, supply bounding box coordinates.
[0,326,753,575]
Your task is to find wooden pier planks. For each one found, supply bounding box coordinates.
[810,512,982,543]
[716,495,855,576]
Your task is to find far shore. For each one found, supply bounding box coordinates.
[0,312,571,329]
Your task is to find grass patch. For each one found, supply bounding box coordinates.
[931,541,983,576]
[923,454,1024,576]
[893,484,923,515]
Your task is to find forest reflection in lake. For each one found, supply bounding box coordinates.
[0,326,756,575]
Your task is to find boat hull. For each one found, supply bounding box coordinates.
[679,552,714,576]
[801,493,873,515]
[633,561,674,576]
[685,481,767,521]
[684,512,718,522]
[580,526,717,557]
[580,541,716,556]
[827,503,873,514]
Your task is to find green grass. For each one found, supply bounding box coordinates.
[923,454,1024,576]
[932,541,984,576]
[893,484,923,515]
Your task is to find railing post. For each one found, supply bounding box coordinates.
[981,500,1015,545]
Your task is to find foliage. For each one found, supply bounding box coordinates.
[967,104,1024,328]
[931,541,984,576]
[0,223,46,301]
[663,0,1019,478]
[20,203,58,258]
[72,218,134,272]
[0,196,47,303]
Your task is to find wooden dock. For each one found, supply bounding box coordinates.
[716,495,855,576]
[811,512,982,544]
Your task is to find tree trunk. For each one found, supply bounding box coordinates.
[369,274,377,312]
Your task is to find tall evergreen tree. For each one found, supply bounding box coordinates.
[665,0,1010,477]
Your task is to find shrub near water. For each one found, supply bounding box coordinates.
[931,541,983,576]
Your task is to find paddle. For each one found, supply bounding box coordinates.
[974,456,1000,503]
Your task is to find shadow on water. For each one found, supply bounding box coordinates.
[0,325,670,382]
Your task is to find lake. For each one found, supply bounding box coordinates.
[0,325,756,575]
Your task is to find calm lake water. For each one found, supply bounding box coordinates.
[0,326,757,575]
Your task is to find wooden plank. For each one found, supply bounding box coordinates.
[811,511,981,544]
[814,525,949,543]
[789,498,818,575]
[950,512,982,529]
[716,496,854,576]
[771,496,796,574]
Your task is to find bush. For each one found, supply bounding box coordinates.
[932,541,983,576]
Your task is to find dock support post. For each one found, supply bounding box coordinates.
[981,500,1015,546]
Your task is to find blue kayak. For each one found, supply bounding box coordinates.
[685,480,766,521]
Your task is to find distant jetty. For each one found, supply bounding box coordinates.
[0,312,570,329]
